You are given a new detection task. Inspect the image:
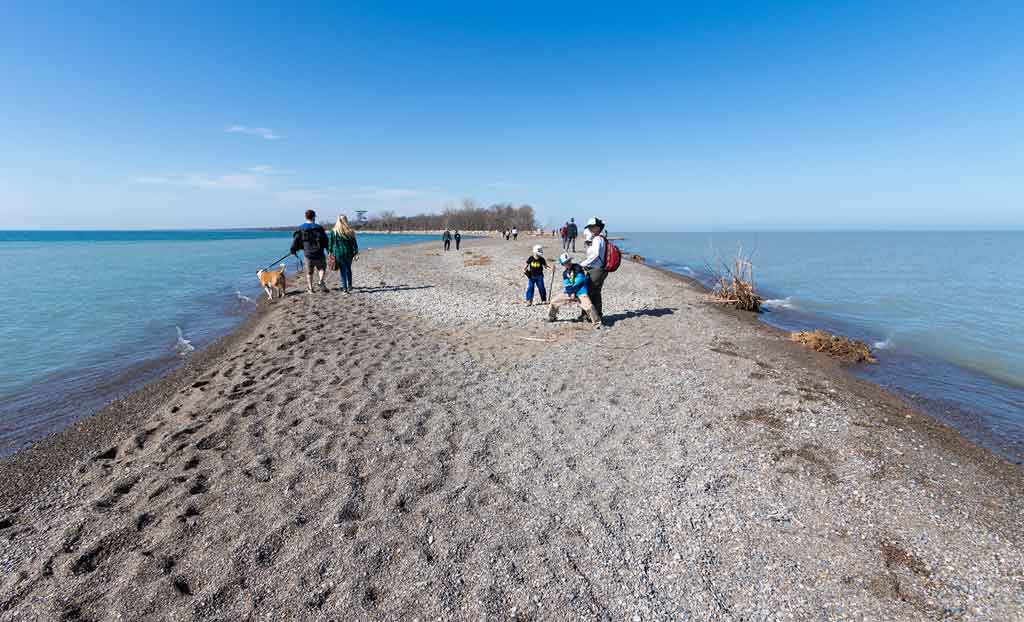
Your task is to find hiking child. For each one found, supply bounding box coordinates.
[523,245,548,306]
[454,230,462,250]
[328,214,359,293]
[547,253,600,327]
[442,229,452,251]
[579,217,608,321]
[291,209,330,293]
[566,218,578,252]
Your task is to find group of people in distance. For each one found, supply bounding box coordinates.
[286,210,608,331]
[442,229,461,251]
[526,217,609,330]
[290,209,359,294]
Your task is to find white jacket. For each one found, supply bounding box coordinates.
[581,234,606,270]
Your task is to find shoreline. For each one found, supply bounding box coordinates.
[629,249,1024,466]
[1,238,1020,619]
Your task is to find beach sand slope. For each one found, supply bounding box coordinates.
[1,238,1021,621]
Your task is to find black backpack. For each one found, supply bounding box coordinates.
[302,226,324,254]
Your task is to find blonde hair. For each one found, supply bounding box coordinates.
[332,215,355,237]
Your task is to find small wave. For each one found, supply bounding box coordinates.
[874,337,892,350]
[762,296,796,310]
[174,326,195,356]
[235,290,254,305]
[680,265,694,275]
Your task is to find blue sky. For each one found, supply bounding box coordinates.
[1,1,1021,230]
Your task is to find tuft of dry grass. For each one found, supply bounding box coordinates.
[630,254,646,263]
[707,245,762,312]
[464,255,492,267]
[790,330,877,364]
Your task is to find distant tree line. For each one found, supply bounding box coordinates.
[358,200,537,232]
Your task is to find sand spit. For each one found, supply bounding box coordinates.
[1,238,1021,621]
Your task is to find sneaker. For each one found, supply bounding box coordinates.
[526,300,533,306]
[318,283,329,293]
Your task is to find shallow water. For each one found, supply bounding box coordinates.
[0,230,433,456]
[619,231,1024,463]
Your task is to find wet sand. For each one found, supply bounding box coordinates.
[1,237,1021,621]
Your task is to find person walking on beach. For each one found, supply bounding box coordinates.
[579,217,608,322]
[291,209,330,293]
[547,253,600,327]
[442,229,452,251]
[566,218,578,252]
[511,226,519,241]
[523,245,548,306]
[560,225,568,250]
[328,214,359,293]
[454,230,462,250]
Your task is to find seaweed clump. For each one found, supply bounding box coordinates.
[790,330,877,364]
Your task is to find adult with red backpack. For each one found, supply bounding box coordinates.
[578,217,621,323]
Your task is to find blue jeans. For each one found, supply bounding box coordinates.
[525,275,547,302]
[338,256,354,290]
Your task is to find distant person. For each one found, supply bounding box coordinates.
[442,229,452,251]
[454,230,462,250]
[547,253,600,327]
[523,245,548,306]
[560,225,568,249]
[504,229,511,241]
[328,214,359,293]
[579,217,607,322]
[291,209,330,293]
[566,218,579,252]
[511,227,519,240]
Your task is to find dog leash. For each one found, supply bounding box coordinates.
[260,253,294,273]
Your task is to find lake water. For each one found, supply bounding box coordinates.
[0,230,433,457]
[619,232,1024,464]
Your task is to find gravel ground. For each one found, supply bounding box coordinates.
[1,236,1021,621]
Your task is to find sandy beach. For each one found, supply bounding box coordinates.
[1,236,1021,621]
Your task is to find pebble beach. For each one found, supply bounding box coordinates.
[1,236,1021,621]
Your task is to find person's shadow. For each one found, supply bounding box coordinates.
[601,307,676,326]
[355,284,435,294]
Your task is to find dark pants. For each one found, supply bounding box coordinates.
[444,240,451,251]
[338,256,354,291]
[570,236,577,252]
[455,239,461,250]
[525,275,547,302]
[585,265,606,319]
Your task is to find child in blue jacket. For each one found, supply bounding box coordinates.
[547,253,601,327]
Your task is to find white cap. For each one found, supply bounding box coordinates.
[532,245,543,255]
[558,253,572,265]
[585,217,604,228]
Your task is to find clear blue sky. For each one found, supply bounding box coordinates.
[1,1,1021,230]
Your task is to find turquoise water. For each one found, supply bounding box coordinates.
[620,232,1024,463]
[0,230,433,456]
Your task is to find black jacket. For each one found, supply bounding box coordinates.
[291,223,329,259]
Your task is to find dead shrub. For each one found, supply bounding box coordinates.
[630,254,646,263]
[707,245,762,312]
[791,330,877,364]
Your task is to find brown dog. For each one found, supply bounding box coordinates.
[257,265,287,300]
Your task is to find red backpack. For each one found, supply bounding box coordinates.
[603,238,622,272]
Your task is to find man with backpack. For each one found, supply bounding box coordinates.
[578,216,620,323]
[566,218,579,252]
[291,209,330,293]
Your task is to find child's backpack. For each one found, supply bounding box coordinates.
[604,239,622,272]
